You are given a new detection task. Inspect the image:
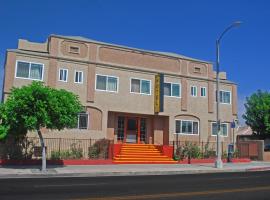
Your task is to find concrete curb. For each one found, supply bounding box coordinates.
[0,168,261,179]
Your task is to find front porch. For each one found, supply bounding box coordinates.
[107,111,170,145]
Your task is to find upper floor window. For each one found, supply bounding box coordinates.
[175,120,199,135]
[75,71,83,84]
[211,122,228,137]
[16,61,43,80]
[77,112,88,129]
[96,74,118,92]
[69,46,80,54]
[191,86,197,97]
[194,67,201,73]
[219,90,231,104]
[130,78,151,95]
[164,82,181,97]
[200,87,207,97]
[59,68,68,82]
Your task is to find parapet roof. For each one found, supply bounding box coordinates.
[50,34,211,64]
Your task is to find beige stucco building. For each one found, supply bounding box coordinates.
[2,35,238,145]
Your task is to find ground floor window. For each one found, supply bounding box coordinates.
[211,122,228,137]
[175,120,199,135]
[78,113,89,129]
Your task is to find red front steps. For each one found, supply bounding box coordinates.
[113,144,177,164]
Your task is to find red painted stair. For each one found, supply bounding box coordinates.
[113,144,177,164]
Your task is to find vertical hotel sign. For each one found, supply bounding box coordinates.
[154,74,164,113]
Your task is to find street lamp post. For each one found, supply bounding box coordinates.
[215,21,242,169]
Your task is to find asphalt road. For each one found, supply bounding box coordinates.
[1,171,270,200]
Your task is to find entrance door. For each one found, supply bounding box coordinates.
[117,116,147,144]
[126,118,137,143]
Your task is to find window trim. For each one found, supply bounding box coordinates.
[211,122,228,137]
[130,77,152,95]
[174,119,200,135]
[74,70,83,84]
[15,60,44,81]
[59,68,68,82]
[95,74,119,93]
[190,86,197,97]
[219,90,232,105]
[200,87,207,97]
[164,82,181,98]
[77,112,89,130]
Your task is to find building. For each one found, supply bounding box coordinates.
[2,35,238,146]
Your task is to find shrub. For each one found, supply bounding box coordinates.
[50,143,83,160]
[182,142,202,159]
[70,143,83,159]
[88,146,99,159]
[233,149,240,158]
[203,143,216,158]
[51,151,61,160]
[0,136,34,160]
[222,151,228,159]
[174,142,202,161]
[88,138,110,159]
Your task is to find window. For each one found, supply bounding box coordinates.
[130,78,151,95]
[212,122,228,137]
[69,46,80,54]
[200,87,207,97]
[59,68,68,82]
[194,67,201,73]
[175,120,199,135]
[220,90,231,104]
[78,113,88,129]
[96,74,118,92]
[191,86,197,97]
[16,61,43,80]
[75,71,83,83]
[164,82,181,97]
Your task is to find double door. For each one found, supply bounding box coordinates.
[117,116,146,144]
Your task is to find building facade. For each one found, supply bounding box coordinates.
[2,35,238,145]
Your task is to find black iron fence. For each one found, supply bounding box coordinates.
[0,137,113,160]
[169,140,246,160]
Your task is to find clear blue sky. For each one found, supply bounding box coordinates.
[0,0,269,123]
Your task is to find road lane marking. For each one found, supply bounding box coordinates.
[74,185,270,200]
[34,183,109,188]
[210,175,263,181]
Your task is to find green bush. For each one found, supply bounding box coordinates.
[0,136,34,160]
[88,146,99,159]
[51,151,61,160]
[50,143,83,160]
[174,142,202,161]
[233,149,240,158]
[88,138,110,159]
[203,144,216,158]
[222,151,227,159]
[70,143,83,159]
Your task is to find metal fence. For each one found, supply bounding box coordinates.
[0,137,113,160]
[169,140,246,159]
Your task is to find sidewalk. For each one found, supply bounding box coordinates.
[1,161,270,178]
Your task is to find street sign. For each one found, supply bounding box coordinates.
[231,121,236,128]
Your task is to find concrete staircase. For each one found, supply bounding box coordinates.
[113,144,177,164]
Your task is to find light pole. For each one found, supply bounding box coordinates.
[215,21,242,169]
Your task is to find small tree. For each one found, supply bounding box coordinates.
[243,90,270,136]
[0,82,82,171]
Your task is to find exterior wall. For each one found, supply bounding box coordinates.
[3,35,238,145]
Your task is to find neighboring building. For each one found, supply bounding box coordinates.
[2,35,238,145]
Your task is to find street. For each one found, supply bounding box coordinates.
[1,171,270,200]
